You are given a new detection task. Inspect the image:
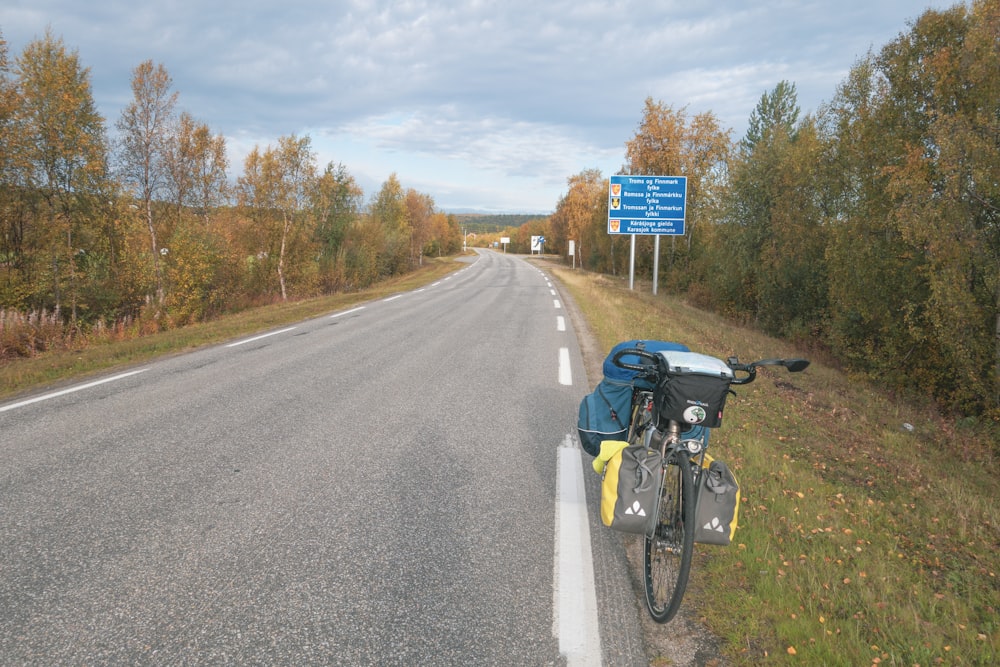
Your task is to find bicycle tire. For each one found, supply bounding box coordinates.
[643,449,695,623]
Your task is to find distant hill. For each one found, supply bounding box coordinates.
[450,213,549,233]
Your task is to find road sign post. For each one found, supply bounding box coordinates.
[531,235,546,255]
[608,175,687,292]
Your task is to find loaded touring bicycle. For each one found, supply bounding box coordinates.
[580,340,809,623]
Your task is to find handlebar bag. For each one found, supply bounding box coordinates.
[656,374,732,428]
[654,351,734,429]
[599,441,662,534]
[694,455,740,545]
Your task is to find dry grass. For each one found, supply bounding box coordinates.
[552,265,999,666]
[0,257,464,399]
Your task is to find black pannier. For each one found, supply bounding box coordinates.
[653,351,734,429]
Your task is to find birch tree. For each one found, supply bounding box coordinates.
[165,111,228,223]
[116,60,177,305]
[624,98,730,275]
[550,169,604,268]
[273,135,315,301]
[236,135,316,301]
[404,188,434,265]
[16,29,107,320]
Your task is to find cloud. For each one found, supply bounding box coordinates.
[1,0,957,211]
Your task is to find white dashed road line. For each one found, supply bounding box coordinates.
[559,347,572,386]
[226,327,297,347]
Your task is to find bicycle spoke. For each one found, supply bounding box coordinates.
[643,452,695,623]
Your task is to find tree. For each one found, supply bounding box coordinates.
[814,2,1000,416]
[751,119,828,338]
[115,60,178,305]
[236,135,317,301]
[310,161,362,290]
[0,31,19,185]
[550,169,604,268]
[272,135,316,301]
[368,174,410,276]
[164,111,228,223]
[878,1,1000,414]
[711,81,826,333]
[740,80,800,154]
[425,211,461,257]
[16,29,108,321]
[818,52,921,386]
[405,188,435,265]
[624,98,730,278]
[0,30,27,306]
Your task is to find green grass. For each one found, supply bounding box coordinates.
[551,266,999,666]
[6,256,998,664]
[0,256,465,400]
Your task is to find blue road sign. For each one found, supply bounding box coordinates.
[607,175,687,235]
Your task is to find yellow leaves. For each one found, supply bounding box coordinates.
[786,645,797,655]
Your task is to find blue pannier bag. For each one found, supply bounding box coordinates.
[577,378,632,456]
[578,340,693,456]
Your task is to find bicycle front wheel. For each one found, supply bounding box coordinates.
[643,450,695,623]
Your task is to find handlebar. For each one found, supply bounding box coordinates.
[611,347,809,386]
[610,347,660,374]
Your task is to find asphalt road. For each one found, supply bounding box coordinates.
[0,250,648,666]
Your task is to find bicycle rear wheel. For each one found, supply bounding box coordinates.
[643,450,695,623]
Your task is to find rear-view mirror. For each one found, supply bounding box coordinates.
[783,359,810,373]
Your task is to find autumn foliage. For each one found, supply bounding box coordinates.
[548,2,998,421]
[0,29,462,356]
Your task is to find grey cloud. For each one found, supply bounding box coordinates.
[1,0,954,210]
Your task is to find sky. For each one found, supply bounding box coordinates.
[1,0,960,214]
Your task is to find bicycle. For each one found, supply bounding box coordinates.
[609,347,809,624]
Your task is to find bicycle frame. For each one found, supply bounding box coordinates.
[628,390,709,537]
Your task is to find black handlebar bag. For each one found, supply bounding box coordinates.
[653,351,735,429]
[656,374,732,428]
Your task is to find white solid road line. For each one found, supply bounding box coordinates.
[554,433,602,666]
[0,369,148,413]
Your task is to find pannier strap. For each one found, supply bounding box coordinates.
[633,455,657,493]
[596,384,625,429]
